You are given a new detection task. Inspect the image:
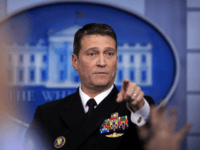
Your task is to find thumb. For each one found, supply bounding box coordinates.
[116,92,124,103]
[116,79,129,103]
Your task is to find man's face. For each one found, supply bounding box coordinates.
[72,34,118,91]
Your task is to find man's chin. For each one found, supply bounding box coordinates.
[93,81,110,87]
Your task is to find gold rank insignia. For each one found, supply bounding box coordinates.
[54,136,66,149]
[111,112,118,118]
[106,132,124,138]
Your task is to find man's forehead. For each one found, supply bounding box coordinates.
[80,34,117,46]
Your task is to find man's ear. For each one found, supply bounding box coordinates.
[72,54,78,70]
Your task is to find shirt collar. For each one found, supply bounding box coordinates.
[79,85,114,113]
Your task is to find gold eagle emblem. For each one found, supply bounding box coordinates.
[105,132,124,138]
[54,136,66,148]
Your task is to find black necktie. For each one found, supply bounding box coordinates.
[86,99,97,117]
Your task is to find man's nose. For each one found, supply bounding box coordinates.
[97,54,106,67]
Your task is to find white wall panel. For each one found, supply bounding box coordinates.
[187,12,200,49]
[187,0,200,8]
[187,94,200,133]
[187,53,200,91]
[7,0,145,15]
[7,0,52,14]
[0,0,6,19]
[187,136,200,150]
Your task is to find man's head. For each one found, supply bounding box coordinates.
[73,23,117,58]
[72,23,118,96]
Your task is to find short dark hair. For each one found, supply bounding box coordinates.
[73,23,117,58]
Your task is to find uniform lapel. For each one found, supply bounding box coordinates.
[71,86,120,150]
[58,88,86,135]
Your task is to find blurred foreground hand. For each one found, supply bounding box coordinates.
[138,106,192,150]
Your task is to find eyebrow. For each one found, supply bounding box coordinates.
[86,47,116,52]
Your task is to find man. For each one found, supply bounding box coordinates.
[25,23,154,150]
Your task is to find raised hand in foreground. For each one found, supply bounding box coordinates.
[138,106,192,150]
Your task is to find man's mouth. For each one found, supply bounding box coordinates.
[96,72,107,74]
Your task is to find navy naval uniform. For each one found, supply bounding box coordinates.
[25,85,154,150]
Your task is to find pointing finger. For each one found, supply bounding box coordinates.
[116,79,129,103]
[123,79,129,91]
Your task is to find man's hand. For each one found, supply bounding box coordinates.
[138,106,192,150]
[116,79,145,112]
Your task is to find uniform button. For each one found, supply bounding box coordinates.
[137,116,142,123]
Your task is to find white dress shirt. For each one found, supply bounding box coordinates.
[79,85,150,126]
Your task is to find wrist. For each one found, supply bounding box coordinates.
[129,99,145,113]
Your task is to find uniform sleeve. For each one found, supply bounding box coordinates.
[127,96,155,126]
[128,99,150,126]
[24,106,46,150]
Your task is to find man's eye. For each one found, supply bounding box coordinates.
[107,52,114,56]
[88,53,95,56]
